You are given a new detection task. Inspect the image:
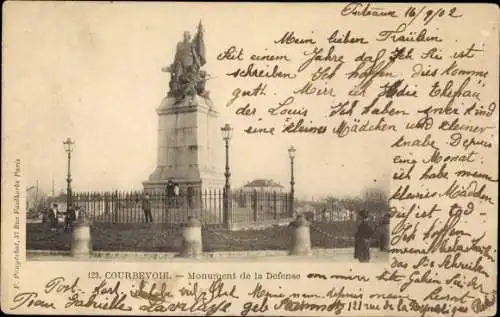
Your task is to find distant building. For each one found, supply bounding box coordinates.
[234,179,286,212]
[242,179,285,192]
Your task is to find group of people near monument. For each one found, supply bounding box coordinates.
[141,180,193,223]
[45,203,80,232]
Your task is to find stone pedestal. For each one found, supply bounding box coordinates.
[143,95,224,192]
[71,215,92,258]
[289,215,312,256]
[180,217,202,258]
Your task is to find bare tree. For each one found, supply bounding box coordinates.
[315,187,388,222]
[26,188,50,217]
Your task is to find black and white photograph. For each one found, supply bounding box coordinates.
[21,16,391,263]
[2,2,497,316]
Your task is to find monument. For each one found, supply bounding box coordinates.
[143,22,224,192]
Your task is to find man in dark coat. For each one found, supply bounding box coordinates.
[187,185,194,209]
[64,206,76,232]
[166,180,175,208]
[379,212,390,251]
[48,203,59,231]
[143,194,153,223]
[354,210,374,262]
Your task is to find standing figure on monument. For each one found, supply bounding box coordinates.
[166,22,208,101]
[173,31,201,80]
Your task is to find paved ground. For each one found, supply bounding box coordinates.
[27,222,361,252]
[27,248,389,263]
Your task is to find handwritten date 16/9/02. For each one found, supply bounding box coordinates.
[404,6,462,26]
[341,2,463,39]
[340,3,462,26]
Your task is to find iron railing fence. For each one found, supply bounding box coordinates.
[73,188,293,226]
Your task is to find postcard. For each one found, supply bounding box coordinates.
[1,2,498,316]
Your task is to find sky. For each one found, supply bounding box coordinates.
[3,2,395,199]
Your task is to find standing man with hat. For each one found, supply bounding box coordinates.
[64,206,76,232]
[354,209,374,262]
[49,203,59,231]
[166,180,174,208]
[143,194,153,223]
[173,182,180,208]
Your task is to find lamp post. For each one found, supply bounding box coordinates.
[221,124,233,227]
[63,137,74,209]
[288,146,296,217]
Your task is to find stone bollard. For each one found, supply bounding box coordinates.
[289,215,312,256]
[180,217,202,258]
[71,213,92,258]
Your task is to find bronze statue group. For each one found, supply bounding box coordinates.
[164,22,209,101]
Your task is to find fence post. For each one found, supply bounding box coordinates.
[160,191,164,224]
[223,187,233,229]
[228,188,233,227]
[284,192,289,218]
[200,188,204,214]
[104,192,109,216]
[273,192,277,220]
[187,186,193,212]
[180,216,202,258]
[90,192,94,218]
[71,212,92,258]
[289,215,311,256]
[113,191,119,223]
[252,189,257,222]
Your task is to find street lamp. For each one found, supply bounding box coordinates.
[221,123,233,226]
[63,137,74,209]
[288,146,296,217]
